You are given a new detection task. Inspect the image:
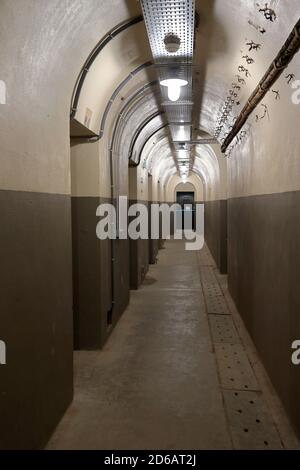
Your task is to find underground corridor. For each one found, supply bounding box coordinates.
[1,0,300,454]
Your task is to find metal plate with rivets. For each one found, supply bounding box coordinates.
[201,268,223,297]
[141,0,195,63]
[205,294,230,315]
[223,390,283,449]
[203,282,223,299]
[209,315,240,344]
[215,343,259,391]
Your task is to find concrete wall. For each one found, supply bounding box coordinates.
[71,140,113,349]
[224,9,300,434]
[129,166,150,290]
[0,0,152,449]
[205,199,228,274]
[191,144,228,273]
[0,189,73,450]
[1,0,300,449]
[227,44,300,432]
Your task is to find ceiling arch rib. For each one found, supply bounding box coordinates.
[110,83,160,155]
[134,123,170,168]
[99,61,153,139]
[129,113,167,166]
[114,94,162,160]
[71,18,153,137]
[72,63,156,141]
[109,80,219,188]
[70,15,144,119]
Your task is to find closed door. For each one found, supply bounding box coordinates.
[176,191,195,230]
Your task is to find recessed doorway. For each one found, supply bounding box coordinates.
[176,190,195,231]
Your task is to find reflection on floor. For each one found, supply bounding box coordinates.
[47,240,299,450]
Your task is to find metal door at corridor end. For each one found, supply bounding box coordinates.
[176,191,195,231]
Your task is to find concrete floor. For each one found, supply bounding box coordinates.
[47,239,299,450]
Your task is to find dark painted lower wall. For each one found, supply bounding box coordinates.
[149,201,159,264]
[0,190,73,450]
[129,200,150,290]
[228,191,300,434]
[112,238,130,320]
[72,197,112,349]
[149,239,159,263]
[205,199,227,273]
[128,199,170,288]
[129,238,149,289]
[72,197,131,349]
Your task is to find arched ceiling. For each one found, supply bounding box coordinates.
[70,0,300,191]
[2,0,299,196]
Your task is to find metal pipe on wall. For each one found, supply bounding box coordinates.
[221,18,300,153]
[70,16,143,119]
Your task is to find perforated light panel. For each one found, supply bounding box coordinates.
[141,0,194,63]
[141,0,195,177]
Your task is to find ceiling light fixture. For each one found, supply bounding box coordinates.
[160,78,188,102]
[177,149,188,159]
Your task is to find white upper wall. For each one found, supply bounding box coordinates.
[194,0,300,198]
[0,0,142,194]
